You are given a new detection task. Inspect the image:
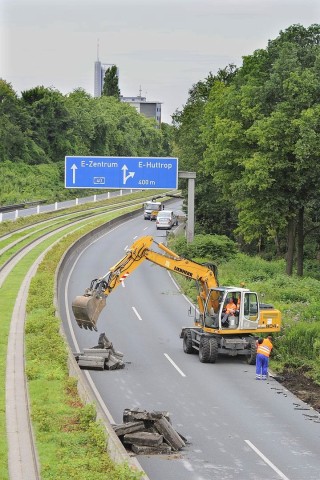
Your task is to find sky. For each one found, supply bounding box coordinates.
[1,0,319,124]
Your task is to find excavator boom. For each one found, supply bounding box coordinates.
[72,236,219,330]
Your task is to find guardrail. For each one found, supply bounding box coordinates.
[0,191,134,222]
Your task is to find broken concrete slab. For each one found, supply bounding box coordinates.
[123,432,163,447]
[131,444,172,455]
[154,417,186,451]
[74,333,124,370]
[113,409,185,455]
[78,356,105,370]
[83,348,110,359]
[106,353,124,370]
[113,421,145,436]
[123,408,171,423]
[96,332,124,357]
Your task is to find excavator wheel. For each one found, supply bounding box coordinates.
[199,336,218,363]
[72,294,106,331]
[183,329,195,354]
[246,339,257,365]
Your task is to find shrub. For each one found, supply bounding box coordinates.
[170,234,238,263]
[276,322,320,362]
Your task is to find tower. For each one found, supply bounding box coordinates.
[94,40,119,98]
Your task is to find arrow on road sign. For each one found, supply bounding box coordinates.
[71,164,78,184]
[122,164,135,185]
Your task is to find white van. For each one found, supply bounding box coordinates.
[143,201,162,220]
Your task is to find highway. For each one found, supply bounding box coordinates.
[60,203,320,480]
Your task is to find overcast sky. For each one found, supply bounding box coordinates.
[1,0,319,123]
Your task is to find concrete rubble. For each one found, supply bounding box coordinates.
[73,333,124,370]
[113,408,186,455]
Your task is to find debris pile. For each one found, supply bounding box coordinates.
[74,333,124,370]
[113,408,186,455]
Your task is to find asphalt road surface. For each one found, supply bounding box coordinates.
[60,205,320,480]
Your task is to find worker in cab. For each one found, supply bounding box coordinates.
[232,294,241,313]
[256,335,273,380]
[221,297,237,327]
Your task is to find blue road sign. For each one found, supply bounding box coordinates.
[65,156,178,189]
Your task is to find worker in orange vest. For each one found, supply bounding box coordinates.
[256,335,273,380]
[221,298,237,327]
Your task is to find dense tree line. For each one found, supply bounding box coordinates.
[0,80,173,203]
[173,24,320,275]
[2,24,320,275]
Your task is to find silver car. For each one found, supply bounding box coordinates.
[156,210,178,230]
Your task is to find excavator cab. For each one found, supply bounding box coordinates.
[72,279,107,330]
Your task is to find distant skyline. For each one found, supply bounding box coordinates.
[1,0,319,123]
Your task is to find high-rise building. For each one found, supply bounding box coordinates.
[94,44,162,125]
[94,60,119,97]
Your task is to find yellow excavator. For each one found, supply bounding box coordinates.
[72,236,281,363]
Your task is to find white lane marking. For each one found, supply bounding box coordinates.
[143,226,148,231]
[164,353,186,377]
[132,306,142,321]
[245,440,290,480]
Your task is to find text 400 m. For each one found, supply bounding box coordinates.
[138,179,156,186]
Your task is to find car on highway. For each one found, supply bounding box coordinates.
[156,210,178,230]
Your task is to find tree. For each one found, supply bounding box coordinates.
[202,24,320,275]
[102,65,120,100]
[0,79,46,164]
[172,66,238,229]
[22,87,75,163]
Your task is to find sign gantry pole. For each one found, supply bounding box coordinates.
[178,171,196,243]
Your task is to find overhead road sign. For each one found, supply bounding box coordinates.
[65,156,178,189]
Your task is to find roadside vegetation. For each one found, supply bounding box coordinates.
[169,234,320,387]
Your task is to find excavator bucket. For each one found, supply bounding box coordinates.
[72,294,106,331]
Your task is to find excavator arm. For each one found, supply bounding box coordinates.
[72,235,219,330]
